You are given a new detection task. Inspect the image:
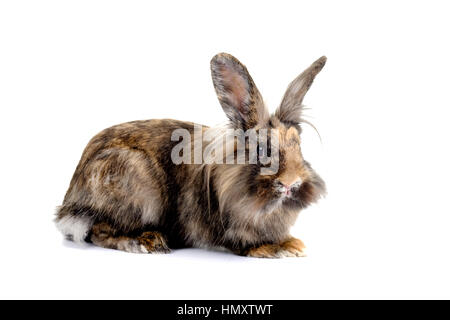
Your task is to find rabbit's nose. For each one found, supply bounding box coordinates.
[280,185,292,196]
[279,177,303,190]
[280,178,303,196]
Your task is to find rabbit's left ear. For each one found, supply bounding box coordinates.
[211,53,269,130]
[276,56,327,124]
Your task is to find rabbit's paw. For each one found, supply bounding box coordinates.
[278,237,307,257]
[138,231,171,254]
[246,237,306,258]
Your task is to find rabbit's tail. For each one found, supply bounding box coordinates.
[54,205,94,243]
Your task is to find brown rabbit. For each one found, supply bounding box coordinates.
[55,53,326,258]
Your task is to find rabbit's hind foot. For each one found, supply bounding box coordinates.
[89,222,171,254]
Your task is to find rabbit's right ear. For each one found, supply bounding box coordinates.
[211,53,268,130]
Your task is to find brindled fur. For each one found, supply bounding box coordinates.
[55,53,327,257]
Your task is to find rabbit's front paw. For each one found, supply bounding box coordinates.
[138,231,171,253]
[245,237,306,258]
[278,237,307,257]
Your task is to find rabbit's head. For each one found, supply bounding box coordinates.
[210,53,326,215]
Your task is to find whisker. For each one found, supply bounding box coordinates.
[300,118,322,144]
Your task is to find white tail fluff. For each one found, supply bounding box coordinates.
[55,214,93,243]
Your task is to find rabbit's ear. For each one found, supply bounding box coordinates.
[276,56,327,123]
[211,53,268,129]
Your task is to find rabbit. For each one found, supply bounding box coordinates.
[55,53,327,258]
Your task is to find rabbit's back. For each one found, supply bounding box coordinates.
[56,119,198,243]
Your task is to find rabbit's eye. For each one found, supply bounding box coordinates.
[258,145,265,157]
[257,143,271,159]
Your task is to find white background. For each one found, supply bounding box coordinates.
[1,0,449,299]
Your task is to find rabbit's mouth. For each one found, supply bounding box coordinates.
[275,183,302,200]
[277,179,327,211]
[260,189,299,213]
